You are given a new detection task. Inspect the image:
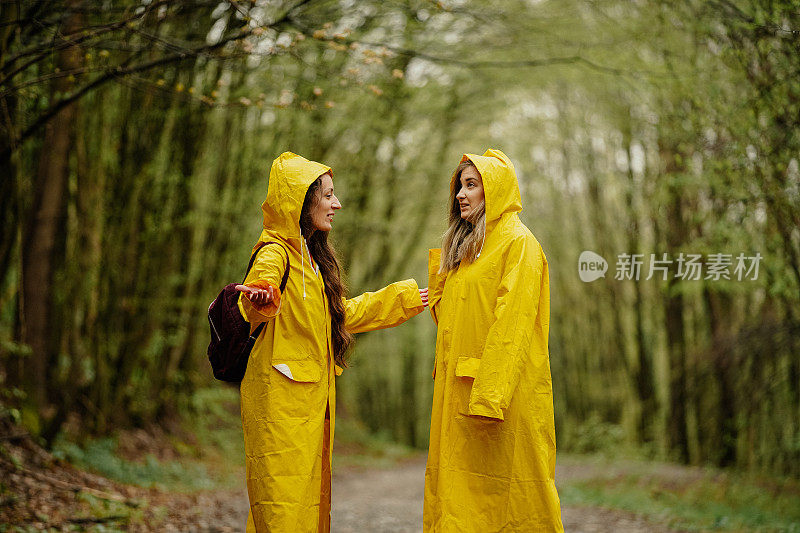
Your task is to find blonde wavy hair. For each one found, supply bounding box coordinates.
[439,160,486,273]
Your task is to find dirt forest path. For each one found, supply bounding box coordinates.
[330,455,678,533]
[205,455,680,532]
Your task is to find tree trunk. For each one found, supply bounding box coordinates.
[660,141,690,463]
[0,2,20,291]
[704,289,737,466]
[21,4,82,430]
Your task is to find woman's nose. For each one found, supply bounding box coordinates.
[332,196,342,209]
[456,188,466,199]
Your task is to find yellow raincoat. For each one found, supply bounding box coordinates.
[239,152,425,532]
[424,149,564,532]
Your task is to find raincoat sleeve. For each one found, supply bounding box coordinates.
[467,236,544,421]
[427,249,447,325]
[237,245,288,323]
[343,279,425,334]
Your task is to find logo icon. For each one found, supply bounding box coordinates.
[579,251,608,282]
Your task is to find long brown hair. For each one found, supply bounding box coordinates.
[439,160,486,273]
[299,175,353,366]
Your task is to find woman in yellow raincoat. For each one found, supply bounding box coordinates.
[424,149,564,532]
[237,152,427,532]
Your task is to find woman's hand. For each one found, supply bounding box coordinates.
[235,284,275,306]
[419,287,429,307]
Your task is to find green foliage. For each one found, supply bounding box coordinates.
[52,438,214,491]
[186,386,245,472]
[1,0,799,480]
[332,416,418,470]
[338,320,436,449]
[562,413,628,456]
[70,492,144,532]
[49,387,248,492]
[558,456,800,532]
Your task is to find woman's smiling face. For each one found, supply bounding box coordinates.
[455,164,485,220]
[311,173,341,232]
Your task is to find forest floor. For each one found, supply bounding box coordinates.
[4,437,799,532]
[0,431,678,532]
[2,391,799,532]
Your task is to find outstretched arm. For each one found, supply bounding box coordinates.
[344,279,426,334]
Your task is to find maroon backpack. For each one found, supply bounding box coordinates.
[207,242,290,382]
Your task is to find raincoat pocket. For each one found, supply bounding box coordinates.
[271,358,322,382]
[454,356,480,378]
[454,356,480,416]
[261,358,323,421]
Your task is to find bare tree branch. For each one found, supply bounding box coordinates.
[1,1,169,80]
[1,0,319,156]
[289,20,655,79]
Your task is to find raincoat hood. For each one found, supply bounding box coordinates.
[453,148,522,223]
[260,151,331,241]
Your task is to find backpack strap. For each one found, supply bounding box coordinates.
[242,241,291,292]
[244,241,291,341]
[242,242,268,284]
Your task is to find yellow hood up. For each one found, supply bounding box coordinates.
[454,148,522,224]
[258,151,331,243]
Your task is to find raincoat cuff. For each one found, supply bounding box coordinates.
[238,280,282,322]
[398,278,425,312]
[466,401,504,421]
